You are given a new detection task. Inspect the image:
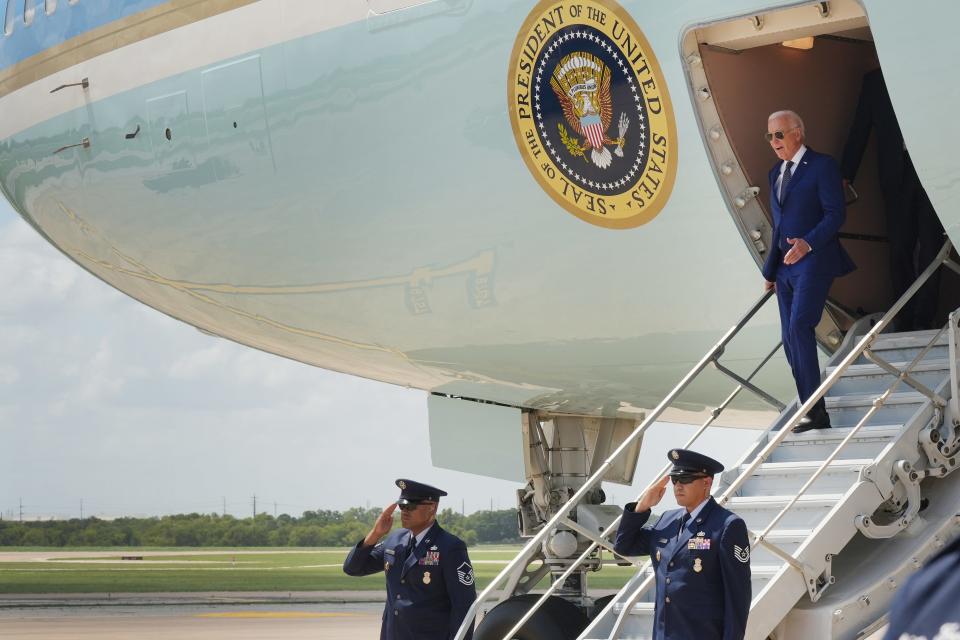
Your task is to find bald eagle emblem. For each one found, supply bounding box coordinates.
[551,52,629,169]
[398,481,407,490]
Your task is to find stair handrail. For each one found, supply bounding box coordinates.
[608,238,957,638]
[717,239,954,507]
[452,289,779,640]
[507,341,784,640]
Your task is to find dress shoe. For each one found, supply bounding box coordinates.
[792,414,831,434]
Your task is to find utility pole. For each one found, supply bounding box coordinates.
[274,501,277,517]
[80,499,83,520]
[252,494,256,518]
[461,498,465,516]
[19,497,23,522]
[222,496,226,517]
[490,498,493,512]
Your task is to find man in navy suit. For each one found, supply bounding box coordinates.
[762,110,856,434]
[614,449,752,640]
[883,533,960,639]
[343,479,477,640]
[841,68,944,331]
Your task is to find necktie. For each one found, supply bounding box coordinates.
[406,534,417,559]
[677,512,689,540]
[779,160,794,204]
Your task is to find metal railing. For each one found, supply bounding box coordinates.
[607,238,959,637]
[452,288,785,640]
[457,238,958,640]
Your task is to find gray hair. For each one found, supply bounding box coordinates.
[768,110,805,138]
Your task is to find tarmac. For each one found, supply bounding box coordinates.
[0,595,384,639]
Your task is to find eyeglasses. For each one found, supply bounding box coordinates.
[764,126,799,142]
[397,501,434,512]
[671,474,708,485]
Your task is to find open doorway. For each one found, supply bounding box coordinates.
[683,0,957,347]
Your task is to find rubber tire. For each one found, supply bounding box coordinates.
[589,594,615,620]
[474,594,588,640]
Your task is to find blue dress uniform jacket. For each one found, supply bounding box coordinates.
[761,148,855,283]
[343,522,476,640]
[613,497,752,640]
[883,533,960,640]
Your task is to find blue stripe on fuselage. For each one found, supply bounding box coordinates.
[1,0,170,72]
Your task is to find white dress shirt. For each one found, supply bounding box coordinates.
[777,144,807,202]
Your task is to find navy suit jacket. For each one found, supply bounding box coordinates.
[884,534,960,640]
[613,497,752,640]
[841,69,907,195]
[762,148,856,283]
[343,521,476,640]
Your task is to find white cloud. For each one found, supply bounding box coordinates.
[0,220,79,311]
[168,342,233,380]
[0,365,20,384]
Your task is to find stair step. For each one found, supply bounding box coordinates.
[727,494,843,530]
[826,391,928,409]
[827,359,951,377]
[750,529,813,565]
[871,330,947,349]
[768,424,900,463]
[781,424,902,442]
[737,459,871,497]
[747,459,873,475]
[855,331,948,364]
[826,359,951,395]
[824,392,928,428]
[727,493,843,508]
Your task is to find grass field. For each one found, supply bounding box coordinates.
[0,547,637,594]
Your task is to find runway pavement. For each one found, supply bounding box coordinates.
[0,602,384,639]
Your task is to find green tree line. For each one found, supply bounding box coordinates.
[0,508,521,547]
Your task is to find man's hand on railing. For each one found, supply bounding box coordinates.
[634,475,670,512]
[363,503,397,547]
[764,279,776,293]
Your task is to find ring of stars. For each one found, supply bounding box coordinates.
[532,28,648,193]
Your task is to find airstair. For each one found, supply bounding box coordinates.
[454,240,960,640]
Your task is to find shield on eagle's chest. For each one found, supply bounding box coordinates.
[580,113,604,150]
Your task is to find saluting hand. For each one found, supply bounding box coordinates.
[363,503,397,547]
[783,237,811,265]
[634,475,670,512]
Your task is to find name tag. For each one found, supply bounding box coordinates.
[688,538,712,550]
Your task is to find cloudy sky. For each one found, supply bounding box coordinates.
[0,200,757,521]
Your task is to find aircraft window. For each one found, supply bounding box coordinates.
[45,0,55,16]
[4,0,17,35]
[23,0,35,25]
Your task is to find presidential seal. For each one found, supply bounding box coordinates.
[509,0,677,228]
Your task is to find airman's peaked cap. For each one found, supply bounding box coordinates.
[667,449,724,476]
[395,479,447,505]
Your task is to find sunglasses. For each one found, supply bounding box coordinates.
[671,474,708,485]
[764,126,799,142]
[397,501,434,512]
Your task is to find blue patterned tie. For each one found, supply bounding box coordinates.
[779,160,794,204]
[677,512,689,540]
